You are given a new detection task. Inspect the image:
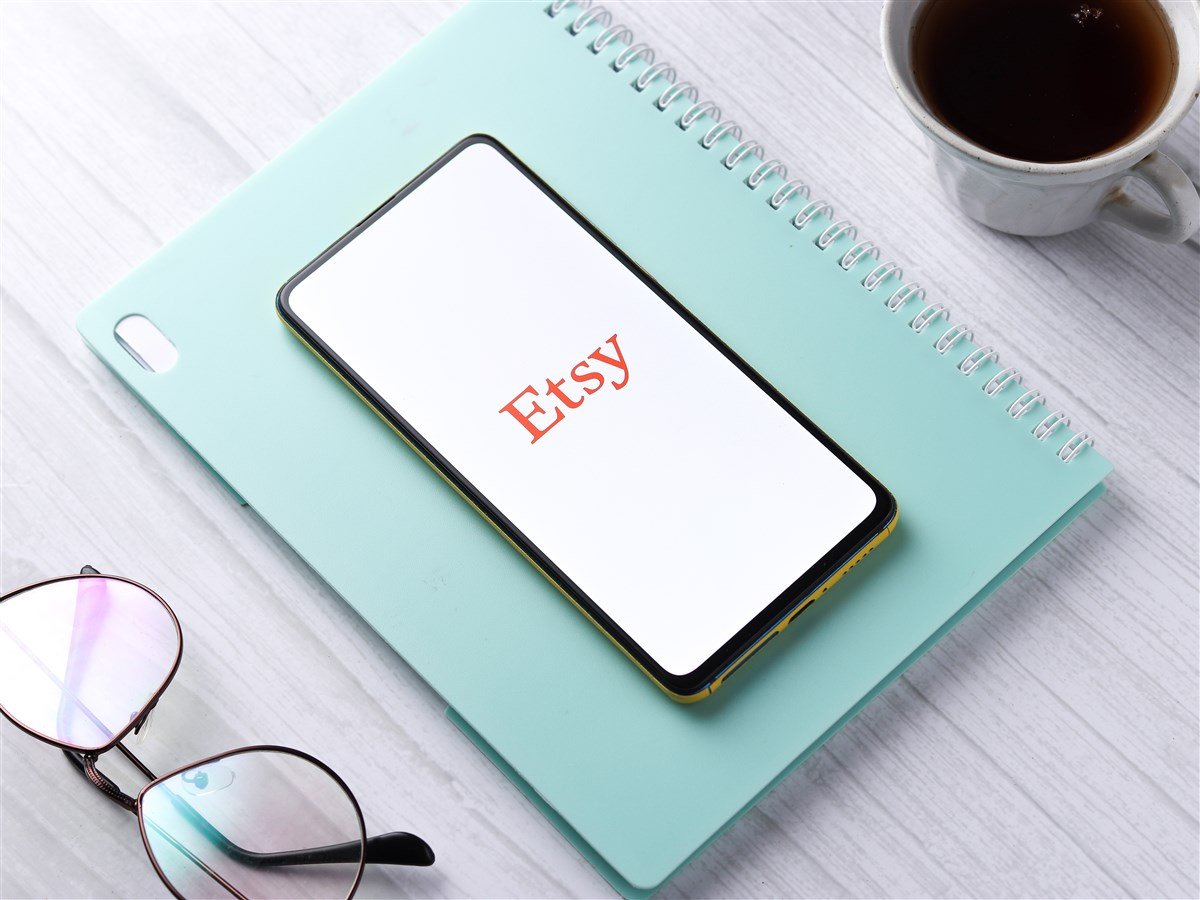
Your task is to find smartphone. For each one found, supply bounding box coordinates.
[277,135,896,702]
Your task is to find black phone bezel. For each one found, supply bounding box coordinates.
[276,134,896,698]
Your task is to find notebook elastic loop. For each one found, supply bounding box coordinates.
[1008,389,1044,419]
[678,100,720,131]
[701,120,742,149]
[983,366,1023,396]
[863,261,902,290]
[840,241,879,272]
[634,62,676,92]
[1058,432,1094,463]
[724,140,764,170]
[592,24,633,53]
[657,81,699,110]
[910,302,949,333]
[612,42,654,72]
[959,346,998,376]
[886,282,925,311]
[769,179,810,210]
[817,220,856,249]
[747,159,787,190]
[934,323,973,354]
[1033,411,1071,441]
[792,200,833,230]
[570,5,611,34]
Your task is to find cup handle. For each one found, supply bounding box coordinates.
[1098,151,1200,244]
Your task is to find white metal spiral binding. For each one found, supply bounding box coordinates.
[983,366,1023,396]
[770,179,810,210]
[1008,389,1044,419]
[701,120,742,148]
[747,159,787,190]
[634,62,676,92]
[792,200,832,230]
[959,346,998,376]
[679,100,720,131]
[545,0,1095,463]
[840,241,880,272]
[591,24,632,52]
[935,323,973,354]
[1058,433,1094,462]
[724,139,764,170]
[911,302,949,333]
[817,220,856,249]
[570,5,611,34]
[1033,411,1071,441]
[612,42,654,71]
[863,261,901,290]
[657,81,699,110]
[886,282,924,311]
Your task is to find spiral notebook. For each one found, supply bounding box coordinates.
[76,2,1113,896]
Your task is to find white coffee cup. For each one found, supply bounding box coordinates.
[881,0,1200,243]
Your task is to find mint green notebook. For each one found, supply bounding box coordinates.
[76,2,1112,895]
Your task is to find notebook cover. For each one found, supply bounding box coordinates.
[448,482,1106,898]
[76,2,1112,893]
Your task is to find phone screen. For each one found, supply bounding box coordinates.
[281,138,890,683]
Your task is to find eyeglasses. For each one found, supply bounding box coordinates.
[0,567,434,900]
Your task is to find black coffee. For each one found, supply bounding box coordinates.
[913,0,1176,163]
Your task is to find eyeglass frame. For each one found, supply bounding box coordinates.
[0,566,434,900]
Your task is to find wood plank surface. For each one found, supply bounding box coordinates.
[1,2,1196,897]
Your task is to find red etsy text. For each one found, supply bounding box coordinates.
[499,333,629,443]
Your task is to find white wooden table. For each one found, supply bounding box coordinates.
[2,2,1197,897]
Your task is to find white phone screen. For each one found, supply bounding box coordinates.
[285,140,881,677]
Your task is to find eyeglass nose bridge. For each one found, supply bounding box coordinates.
[63,746,147,813]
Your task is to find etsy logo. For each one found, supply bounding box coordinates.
[499,334,629,443]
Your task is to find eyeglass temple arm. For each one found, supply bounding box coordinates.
[64,738,434,870]
[160,786,433,868]
[268,832,436,868]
